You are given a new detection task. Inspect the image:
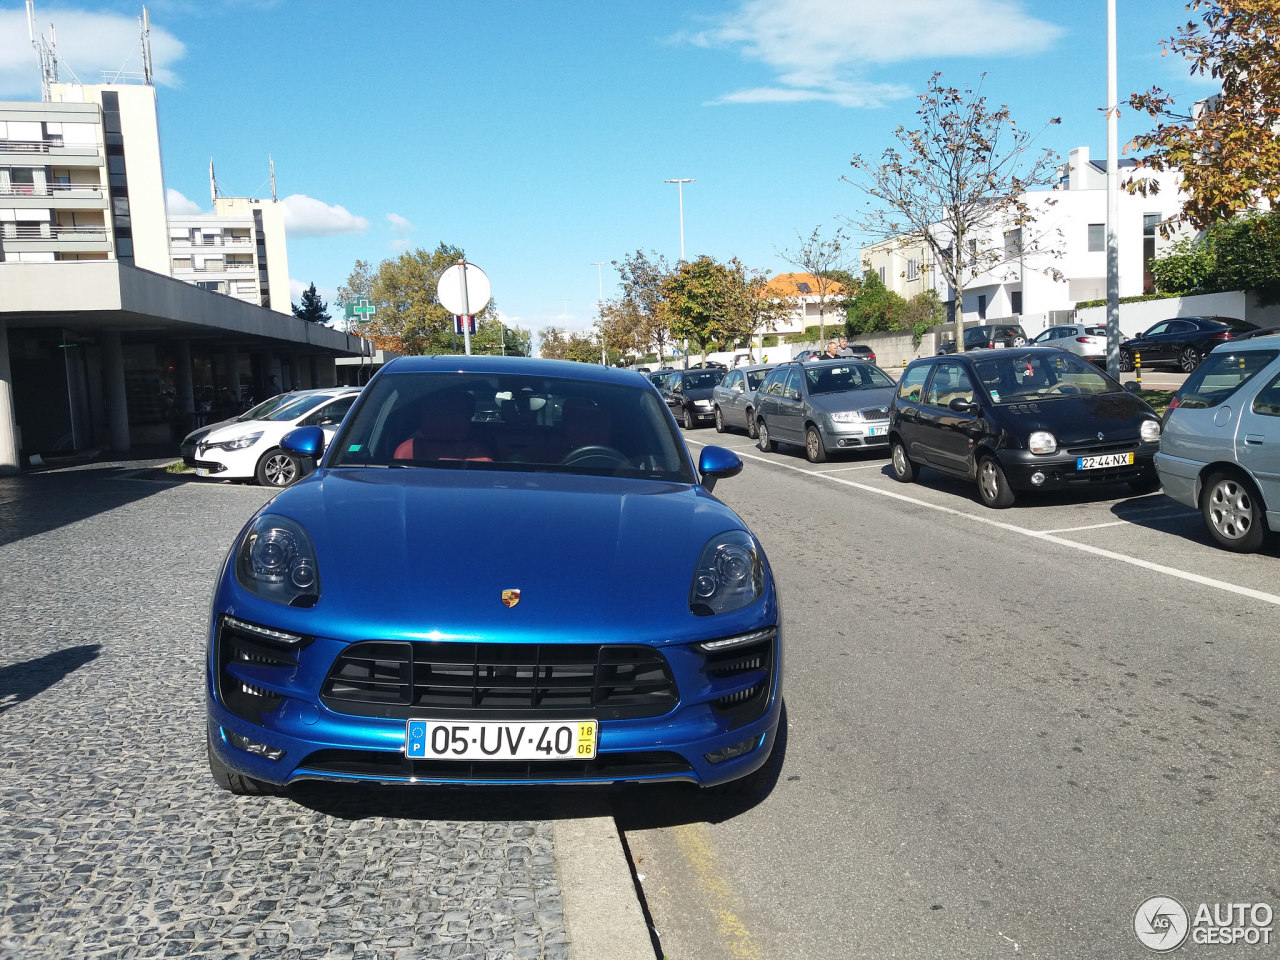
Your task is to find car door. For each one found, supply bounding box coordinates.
[775,366,807,443]
[915,361,981,475]
[755,366,787,432]
[1135,321,1178,363]
[892,361,933,458]
[1238,369,1280,526]
[301,394,358,440]
[721,370,745,420]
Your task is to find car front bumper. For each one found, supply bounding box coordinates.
[997,446,1158,491]
[207,611,784,790]
[820,420,891,449]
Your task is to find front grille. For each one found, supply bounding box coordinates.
[321,641,678,721]
[298,748,693,782]
[859,406,889,420]
[1064,438,1138,456]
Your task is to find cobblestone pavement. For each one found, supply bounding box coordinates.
[0,462,571,960]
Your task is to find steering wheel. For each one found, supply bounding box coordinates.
[561,445,629,467]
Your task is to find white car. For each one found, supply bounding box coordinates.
[1031,324,1108,363]
[193,386,361,487]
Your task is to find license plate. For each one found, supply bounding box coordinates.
[195,467,209,477]
[1077,452,1134,470]
[405,719,598,761]
[868,425,887,436]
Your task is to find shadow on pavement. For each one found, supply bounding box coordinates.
[285,707,789,827]
[0,643,101,715]
[0,450,189,548]
[1111,494,1280,556]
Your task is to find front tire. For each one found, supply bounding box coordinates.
[255,448,301,487]
[1119,349,1134,373]
[1179,345,1202,372]
[977,456,1015,508]
[1202,471,1267,552]
[890,439,916,482]
[745,407,758,439]
[681,406,694,430]
[757,419,777,453]
[714,406,726,433]
[805,426,828,463]
[208,732,276,796]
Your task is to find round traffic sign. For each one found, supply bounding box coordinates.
[437,262,492,317]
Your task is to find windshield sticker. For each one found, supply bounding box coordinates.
[348,444,362,452]
[989,390,1000,401]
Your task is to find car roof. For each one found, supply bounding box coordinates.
[910,346,1062,364]
[380,354,649,386]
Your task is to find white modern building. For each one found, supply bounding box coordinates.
[859,146,1192,338]
[0,75,360,473]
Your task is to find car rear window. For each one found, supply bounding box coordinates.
[1083,326,1107,336]
[1174,350,1280,409]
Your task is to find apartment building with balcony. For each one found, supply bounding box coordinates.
[168,196,290,313]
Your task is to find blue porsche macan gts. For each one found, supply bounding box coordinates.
[206,356,783,795]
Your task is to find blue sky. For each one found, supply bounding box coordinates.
[1,1,1216,344]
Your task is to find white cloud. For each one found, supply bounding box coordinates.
[386,212,413,234]
[685,0,1064,108]
[289,278,337,303]
[165,188,203,215]
[280,194,369,238]
[0,6,186,98]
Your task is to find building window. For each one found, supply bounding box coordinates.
[977,294,988,319]
[1011,291,1023,314]
[1143,213,1161,293]
[1004,228,1022,259]
[1088,223,1105,252]
[878,265,886,284]
[906,258,920,280]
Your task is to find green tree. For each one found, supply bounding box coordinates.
[662,256,741,365]
[845,72,1061,351]
[723,265,795,361]
[613,250,675,360]
[1128,1,1280,231]
[846,270,909,334]
[291,282,331,324]
[336,244,496,355]
[472,317,533,356]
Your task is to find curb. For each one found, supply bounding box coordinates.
[554,815,655,959]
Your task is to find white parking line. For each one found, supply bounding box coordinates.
[814,464,889,474]
[691,439,1280,608]
[1038,521,1128,534]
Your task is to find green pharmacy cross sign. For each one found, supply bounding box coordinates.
[344,298,377,323]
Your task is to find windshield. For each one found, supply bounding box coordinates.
[683,371,725,390]
[805,363,894,395]
[973,352,1120,403]
[329,371,694,482]
[1175,349,1279,408]
[262,394,330,421]
[234,393,291,422]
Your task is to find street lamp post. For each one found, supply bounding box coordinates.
[664,178,694,262]
[665,178,694,367]
[592,261,606,365]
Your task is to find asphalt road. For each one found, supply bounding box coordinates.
[620,426,1280,960]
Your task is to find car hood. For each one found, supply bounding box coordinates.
[202,419,283,445]
[682,387,718,401]
[987,391,1156,441]
[229,468,771,645]
[808,386,897,415]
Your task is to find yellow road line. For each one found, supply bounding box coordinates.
[672,822,763,960]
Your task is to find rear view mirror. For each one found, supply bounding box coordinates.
[948,397,979,414]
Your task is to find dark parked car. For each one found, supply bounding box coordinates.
[1119,316,1259,373]
[937,323,1029,355]
[660,369,727,429]
[712,364,775,437]
[889,348,1162,508]
[846,344,876,363]
[754,359,897,462]
[206,356,782,795]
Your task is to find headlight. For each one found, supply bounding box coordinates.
[1028,430,1057,455]
[234,515,321,606]
[210,431,263,451]
[694,399,713,408]
[689,530,765,616]
[829,410,862,423]
[1141,419,1162,443]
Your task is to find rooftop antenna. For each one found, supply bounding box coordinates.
[269,155,277,202]
[209,157,220,204]
[26,0,59,101]
[140,7,154,85]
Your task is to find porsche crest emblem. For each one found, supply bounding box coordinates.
[501,589,521,608]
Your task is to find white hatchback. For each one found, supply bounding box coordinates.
[193,386,361,487]
[1031,324,1108,363]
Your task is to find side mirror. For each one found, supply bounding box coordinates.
[948,397,979,414]
[698,445,743,494]
[282,426,325,479]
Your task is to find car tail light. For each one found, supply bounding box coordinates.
[1167,395,1180,411]
[1075,337,1091,343]
[1209,332,1233,341]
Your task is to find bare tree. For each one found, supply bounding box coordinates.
[777,226,850,348]
[844,73,1061,351]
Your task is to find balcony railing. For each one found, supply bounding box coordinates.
[0,138,98,156]
[173,261,256,274]
[1,223,109,240]
[0,182,105,199]
[169,235,254,248]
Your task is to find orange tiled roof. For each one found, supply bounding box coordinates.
[759,272,846,298]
